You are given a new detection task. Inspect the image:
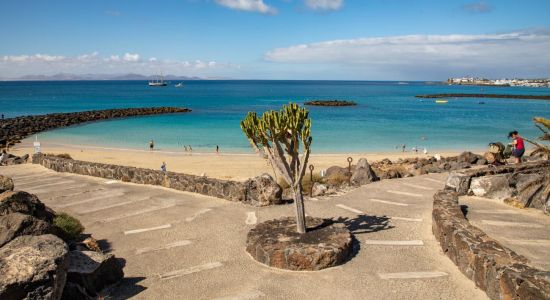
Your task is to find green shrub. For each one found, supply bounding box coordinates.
[54,212,84,241]
[45,153,73,160]
[277,174,323,195]
[324,172,350,186]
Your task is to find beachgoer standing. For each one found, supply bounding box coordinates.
[508,130,525,164]
[188,145,192,152]
[161,161,167,172]
[423,148,428,155]
[184,145,188,152]
[401,144,406,152]
[149,140,154,151]
[0,150,8,166]
[216,145,219,154]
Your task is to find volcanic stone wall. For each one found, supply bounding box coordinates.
[444,160,550,195]
[432,190,550,299]
[0,107,190,148]
[33,154,247,202]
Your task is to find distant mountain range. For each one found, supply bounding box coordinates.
[1,73,228,81]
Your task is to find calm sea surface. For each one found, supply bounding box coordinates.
[0,80,549,153]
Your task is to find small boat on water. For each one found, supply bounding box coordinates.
[175,82,183,88]
[435,99,448,104]
[148,74,167,87]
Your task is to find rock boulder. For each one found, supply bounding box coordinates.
[0,191,55,222]
[311,182,328,197]
[244,174,282,206]
[470,174,513,200]
[62,250,124,299]
[0,213,52,247]
[0,175,14,193]
[0,234,69,300]
[350,158,379,186]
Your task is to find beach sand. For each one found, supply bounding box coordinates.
[9,139,482,181]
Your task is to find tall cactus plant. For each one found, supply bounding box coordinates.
[240,103,312,233]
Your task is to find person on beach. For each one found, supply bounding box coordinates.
[184,145,188,152]
[161,161,167,172]
[216,145,219,154]
[508,130,525,164]
[188,145,192,152]
[149,140,154,151]
[0,150,8,166]
[401,144,406,152]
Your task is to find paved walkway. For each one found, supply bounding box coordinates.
[1,164,487,300]
[461,195,550,271]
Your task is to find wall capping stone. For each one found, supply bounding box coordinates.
[432,189,550,299]
[32,154,282,206]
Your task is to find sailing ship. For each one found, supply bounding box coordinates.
[148,73,167,87]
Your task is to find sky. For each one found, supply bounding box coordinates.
[1,0,550,80]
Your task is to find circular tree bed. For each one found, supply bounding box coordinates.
[246,217,353,271]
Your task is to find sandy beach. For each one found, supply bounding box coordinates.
[8,138,483,181]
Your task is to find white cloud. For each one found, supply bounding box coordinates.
[123,53,140,62]
[3,54,65,62]
[215,0,277,14]
[264,29,550,78]
[305,0,343,11]
[0,52,234,77]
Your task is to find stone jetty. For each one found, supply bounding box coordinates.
[304,100,357,106]
[0,107,191,148]
[415,93,550,100]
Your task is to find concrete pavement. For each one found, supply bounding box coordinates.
[461,195,550,271]
[1,164,487,300]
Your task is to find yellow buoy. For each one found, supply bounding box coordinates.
[435,99,448,104]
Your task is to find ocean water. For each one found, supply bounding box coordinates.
[0,80,549,153]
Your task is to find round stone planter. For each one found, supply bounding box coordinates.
[246,217,353,271]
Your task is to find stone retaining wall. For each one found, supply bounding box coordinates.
[445,160,550,195]
[1,107,190,148]
[32,154,282,206]
[432,190,550,299]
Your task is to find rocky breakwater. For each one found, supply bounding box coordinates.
[432,189,550,299]
[304,100,357,106]
[33,154,283,206]
[0,175,124,300]
[0,107,191,148]
[445,160,550,213]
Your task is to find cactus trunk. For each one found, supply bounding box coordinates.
[292,185,307,234]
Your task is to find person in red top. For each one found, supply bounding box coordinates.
[508,130,525,164]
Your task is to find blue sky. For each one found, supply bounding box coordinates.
[1,0,550,80]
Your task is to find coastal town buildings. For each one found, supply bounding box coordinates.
[447,77,550,87]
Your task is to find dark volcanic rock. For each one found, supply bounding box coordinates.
[246,217,353,271]
[0,107,191,148]
[350,158,379,186]
[0,175,14,193]
[244,174,282,206]
[304,100,357,106]
[0,234,69,300]
[0,191,56,222]
[0,213,52,247]
[62,250,124,299]
[458,151,479,164]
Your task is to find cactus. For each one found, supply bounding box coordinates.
[240,103,312,233]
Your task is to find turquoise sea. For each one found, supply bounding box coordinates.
[0,80,549,153]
